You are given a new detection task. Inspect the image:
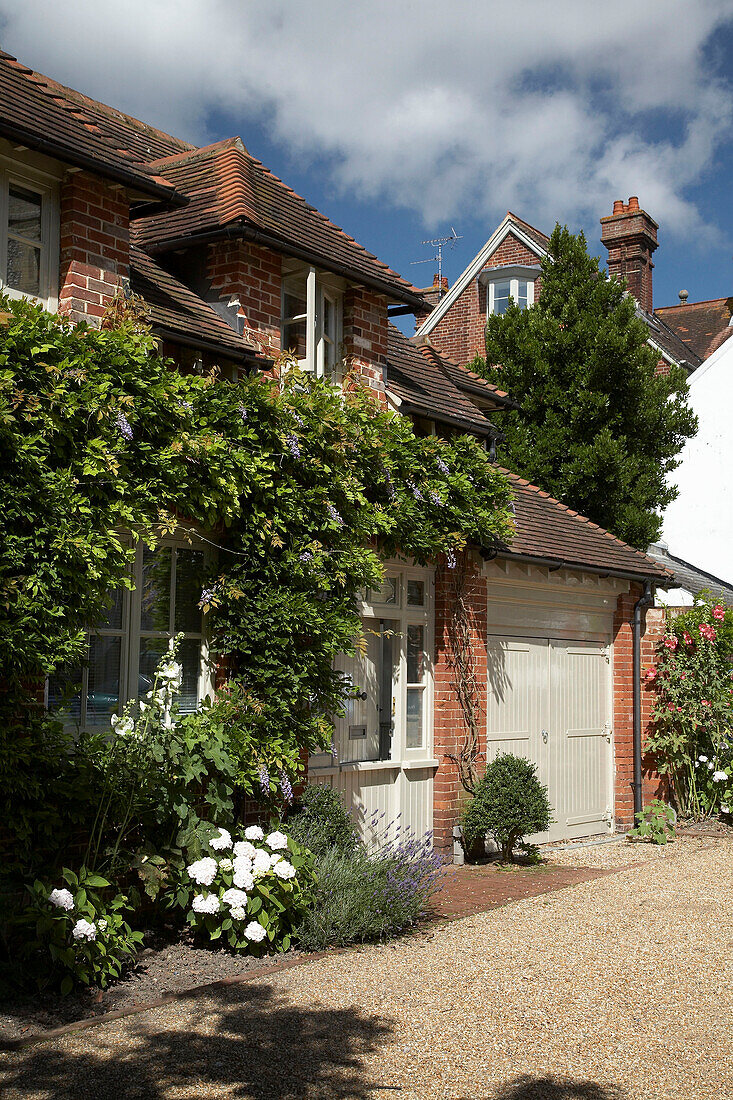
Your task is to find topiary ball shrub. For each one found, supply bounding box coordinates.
[286,784,360,858]
[461,753,553,863]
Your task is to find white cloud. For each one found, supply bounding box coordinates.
[1,0,732,238]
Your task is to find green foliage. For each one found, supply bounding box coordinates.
[627,799,676,844]
[163,826,315,954]
[471,225,697,548]
[20,867,142,993]
[645,595,733,817]
[461,753,553,862]
[286,784,360,857]
[296,829,443,951]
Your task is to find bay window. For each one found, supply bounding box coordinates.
[281,264,342,378]
[482,265,537,317]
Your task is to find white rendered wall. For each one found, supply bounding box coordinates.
[661,336,733,586]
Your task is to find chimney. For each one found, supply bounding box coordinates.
[432,273,449,297]
[600,197,658,314]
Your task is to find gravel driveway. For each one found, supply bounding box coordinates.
[2,837,731,1100]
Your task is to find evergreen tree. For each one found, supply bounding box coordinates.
[472,225,697,549]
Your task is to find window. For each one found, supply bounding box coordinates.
[281,265,342,378]
[0,165,59,309]
[482,265,537,317]
[48,540,211,731]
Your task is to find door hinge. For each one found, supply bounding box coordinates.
[603,722,612,743]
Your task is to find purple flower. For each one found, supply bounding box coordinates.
[406,481,423,501]
[198,587,217,609]
[330,739,339,759]
[115,410,133,440]
[446,548,457,570]
[429,490,443,507]
[281,772,293,804]
[326,503,343,527]
[286,433,301,458]
[436,457,450,476]
[238,404,248,422]
[291,412,305,428]
[299,550,313,564]
[178,399,193,412]
[259,765,271,795]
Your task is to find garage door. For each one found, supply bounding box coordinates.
[486,636,613,844]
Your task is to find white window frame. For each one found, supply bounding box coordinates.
[0,160,59,311]
[281,263,343,378]
[481,264,537,318]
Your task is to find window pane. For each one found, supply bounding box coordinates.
[407,624,424,683]
[140,546,172,632]
[6,238,40,295]
[323,296,334,337]
[98,588,123,631]
[283,318,307,360]
[406,688,423,749]
[174,548,205,632]
[86,635,122,727]
[48,662,83,725]
[407,580,425,607]
[9,186,42,241]
[138,637,201,714]
[370,576,399,605]
[493,280,511,314]
[283,289,306,322]
[379,618,399,760]
[517,279,528,308]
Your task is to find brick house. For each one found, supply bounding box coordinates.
[0,52,671,855]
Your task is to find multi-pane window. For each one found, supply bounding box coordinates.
[48,541,211,731]
[0,167,58,308]
[281,265,342,378]
[488,275,533,316]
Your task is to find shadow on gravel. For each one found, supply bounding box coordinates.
[488,1076,628,1100]
[0,982,394,1099]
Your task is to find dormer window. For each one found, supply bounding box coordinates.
[480,264,538,317]
[281,263,342,378]
[0,166,59,309]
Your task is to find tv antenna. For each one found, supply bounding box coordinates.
[410,227,463,299]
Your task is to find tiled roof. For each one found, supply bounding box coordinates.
[640,307,702,370]
[646,544,733,603]
[0,52,184,204]
[132,141,425,307]
[654,297,733,362]
[386,325,497,434]
[495,469,671,581]
[425,349,519,410]
[505,211,550,253]
[130,245,262,363]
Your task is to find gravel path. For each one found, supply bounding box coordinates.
[2,837,731,1099]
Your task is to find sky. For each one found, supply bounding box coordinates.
[2,0,733,320]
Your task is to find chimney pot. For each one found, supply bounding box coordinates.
[678,289,689,303]
[628,195,640,211]
[613,200,624,214]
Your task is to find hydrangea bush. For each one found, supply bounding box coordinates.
[23,867,142,994]
[646,596,733,818]
[166,825,315,953]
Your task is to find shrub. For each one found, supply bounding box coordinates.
[296,825,444,951]
[21,867,142,993]
[461,753,553,862]
[164,825,315,954]
[627,799,676,845]
[286,784,360,857]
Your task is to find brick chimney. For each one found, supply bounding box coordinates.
[600,196,658,314]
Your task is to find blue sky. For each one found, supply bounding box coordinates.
[2,0,732,317]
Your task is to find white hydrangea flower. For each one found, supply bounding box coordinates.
[218,858,233,873]
[186,857,218,886]
[222,887,248,908]
[72,918,97,942]
[233,840,257,860]
[233,868,254,891]
[713,770,728,782]
[269,852,282,867]
[244,920,267,942]
[252,850,271,878]
[49,888,74,911]
[192,893,221,914]
[244,825,264,841]
[273,859,296,881]
[230,906,246,921]
[210,828,232,851]
[266,831,288,851]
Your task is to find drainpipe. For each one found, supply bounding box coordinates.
[632,580,655,818]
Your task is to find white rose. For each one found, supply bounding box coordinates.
[186,857,218,886]
[49,888,74,911]
[233,840,257,860]
[273,860,296,881]
[192,893,221,915]
[266,831,288,851]
[244,826,264,841]
[230,906,246,921]
[72,918,97,942]
[222,888,248,909]
[210,828,232,851]
[218,858,233,873]
[244,920,267,943]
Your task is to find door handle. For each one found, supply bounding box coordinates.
[541,729,549,743]
[356,691,367,701]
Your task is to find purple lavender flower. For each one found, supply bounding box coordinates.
[406,480,423,501]
[281,772,293,804]
[286,433,301,458]
[115,410,133,440]
[259,765,271,795]
[436,457,450,476]
[326,503,343,527]
[238,404,248,422]
[198,586,217,609]
[429,490,443,507]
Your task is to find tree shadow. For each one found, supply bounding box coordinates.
[486,1076,628,1100]
[0,981,395,1099]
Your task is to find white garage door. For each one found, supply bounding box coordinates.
[486,636,613,844]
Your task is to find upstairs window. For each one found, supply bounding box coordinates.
[0,167,59,309]
[482,265,538,317]
[281,264,342,378]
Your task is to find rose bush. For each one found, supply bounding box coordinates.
[646,595,733,817]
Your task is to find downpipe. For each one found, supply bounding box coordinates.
[632,580,655,818]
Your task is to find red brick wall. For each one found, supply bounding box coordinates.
[600,202,658,315]
[342,287,388,398]
[58,172,130,325]
[207,239,282,357]
[612,588,666,827]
